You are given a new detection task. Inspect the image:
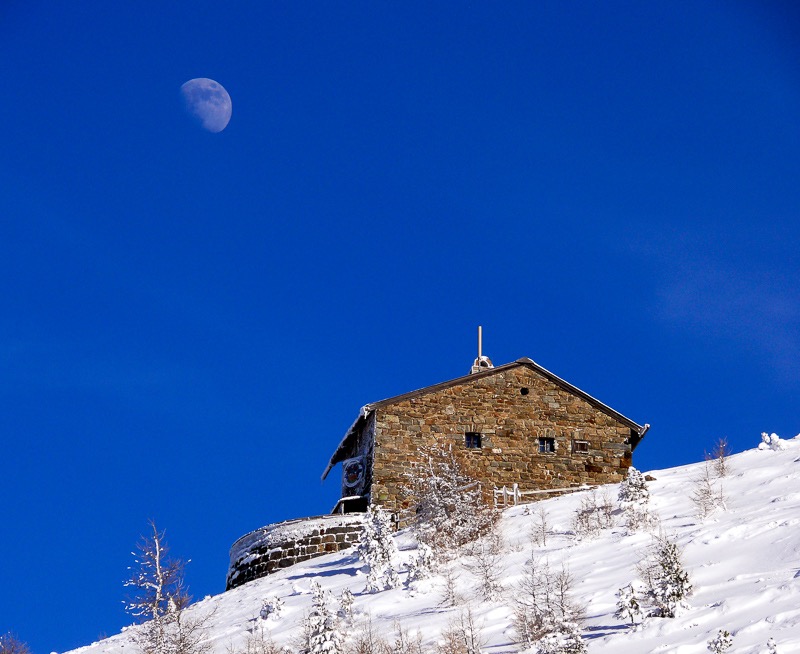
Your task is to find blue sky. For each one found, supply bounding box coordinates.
[2,2,799,651]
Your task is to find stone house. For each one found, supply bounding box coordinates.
[322,355,649,514]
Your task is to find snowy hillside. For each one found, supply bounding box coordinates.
[70,435,800,654]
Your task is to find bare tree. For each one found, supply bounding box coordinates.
[125,520,188,621]
[532,506,549,547]
[403,444,496,557]
[706,438,731,478]
[465,537,505,601]
[389,621,425,654]
[228,620,282,654]
[124,520,211,654]
[438,565,465,608]
[691,463,726,521]
[436,608,485,654]
[347,614,389,654]
[0,633,30,654]
[513,556,585,647]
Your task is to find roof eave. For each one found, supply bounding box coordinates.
[322,357,649,479]
[320,406,372,481]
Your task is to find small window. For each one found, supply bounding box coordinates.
[520,387,530,396]
[573,440,589,454]
[465,432,482,449]
[538,437,556,453]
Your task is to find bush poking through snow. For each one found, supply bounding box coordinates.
[759,432,788,451]
[707,629,733,653]
[346,614,388,654]
[571,490,614,539]
[357,505,400,593]
[231,621,283,654]
[403,444,497,556]
[766,637,778,653]
[636,534,692,618]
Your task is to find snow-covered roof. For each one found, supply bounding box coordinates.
[321,358,649,480]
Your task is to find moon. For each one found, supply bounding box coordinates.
[180,78,232,133]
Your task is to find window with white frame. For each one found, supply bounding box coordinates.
[572,440,589,454]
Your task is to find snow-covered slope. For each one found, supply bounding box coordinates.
[71,435,800,654]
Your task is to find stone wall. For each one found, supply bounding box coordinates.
[226,514,363,590]
[370,365,635,512]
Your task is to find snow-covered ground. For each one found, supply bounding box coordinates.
[70,435,800,654]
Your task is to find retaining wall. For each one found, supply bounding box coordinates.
[226,514,364,590]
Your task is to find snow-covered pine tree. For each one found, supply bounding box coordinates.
[301,582,343,654]
[618,467,653,531]
[337,589,354,622]
[403,443,495,557]
[637,534,692,618]
[707,629,733,653]
[260,596,284,621]
[406,542,435,584]
[535,620,586,654]
[357,504,400,593]
[618,467,649,505]
[766,636,778,653]
[614,584,642,628]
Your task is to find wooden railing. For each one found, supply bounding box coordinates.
[493,483,594,507]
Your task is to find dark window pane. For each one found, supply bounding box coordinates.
[465,432,482,448]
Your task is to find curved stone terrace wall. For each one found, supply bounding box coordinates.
[226,514,364,590]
